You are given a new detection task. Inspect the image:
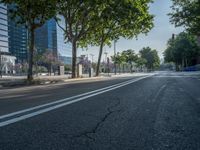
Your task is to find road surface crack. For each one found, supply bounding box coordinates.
[73,98,121,141]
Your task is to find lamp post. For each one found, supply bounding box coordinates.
[114,40,117,75]
[104,51,108,73]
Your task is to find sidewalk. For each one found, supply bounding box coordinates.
[0,73,152,89]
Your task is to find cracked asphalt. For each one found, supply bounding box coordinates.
[0,72,200,150]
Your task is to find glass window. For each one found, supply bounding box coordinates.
[0,30,8,36]
[0,36,8,42]
[0,40,8,47]
[0,47,8,52]
[0,24,8,31]
[0,8,7,14]
[0,14,7,20]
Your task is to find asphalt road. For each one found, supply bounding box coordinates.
[0,72,200,150]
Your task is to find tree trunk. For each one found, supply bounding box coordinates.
[182,58,185,71]
[118,64,120,74]
[130,63,133,73]
[185,58,188,67]
[96,40,104,76]
[72,40,77,78]
[27,28,35,82]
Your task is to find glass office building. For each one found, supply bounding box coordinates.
[0,4,16,74]
[0,3,9,53]
[8,5,28,63]
[35,17,72,64]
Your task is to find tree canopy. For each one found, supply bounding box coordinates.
[78,0,154,76]
[139,47,160,70]
[111,48,160,73]
[169,0,200,35]
[56,0,99,78]
[1,0,57,81]
[164,32,200,70]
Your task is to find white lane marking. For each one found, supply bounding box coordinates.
[152,84,167,102]
[154,75,198,78]
[0,75,152,120]
[0,78,135,120]
[0,75,152,127]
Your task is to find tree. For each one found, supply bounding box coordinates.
[139,47,160,71]
[121,49,138,73]
[79,0,154,76]
[164,32,200,70]
[136,57,147,70]
[2,0,57,81]
[56,0,98,78]
[41,51,62,75]
[111,52,126,73]
[169,0,200,35]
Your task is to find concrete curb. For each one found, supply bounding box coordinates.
[0,73,150,89]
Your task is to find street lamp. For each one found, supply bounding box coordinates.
[114,40,117,75]
[172,33,175,40]
[104,51,108,74]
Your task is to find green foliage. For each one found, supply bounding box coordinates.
[136,57,147,68]
[80,0,154,76]
[169,0,200,35]
[2,0,57,80]
[2,0,57,30]
[111,49,154,72]
[111,52,126,66]
[139,47,160,70]
[121,50,138,65]
[56,0,99,78]
[80,0,154,47]
[164,32,200,68]
[64,64,72,72]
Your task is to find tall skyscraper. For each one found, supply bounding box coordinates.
[8,5,28,63]
[35,18,72,64]
[0,3,16,74]
[0,3,9,53]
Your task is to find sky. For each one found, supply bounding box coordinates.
[78,0,183,62]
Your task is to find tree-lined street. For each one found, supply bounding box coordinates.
[1,0,200,149]
[0,71,200,149]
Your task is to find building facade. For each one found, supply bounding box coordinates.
[35,17,72,64]
[0,3,9,53]
[0,4,16,74]
[8,5,28,63]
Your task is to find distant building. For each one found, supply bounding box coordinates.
[0,3,9,53]
[8,5,28,63]
[0,4,16,74]
[35,17,72,65]
[0,51,16,74]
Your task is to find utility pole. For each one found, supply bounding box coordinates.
[114,40,117,75]
[104,51,108,73]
